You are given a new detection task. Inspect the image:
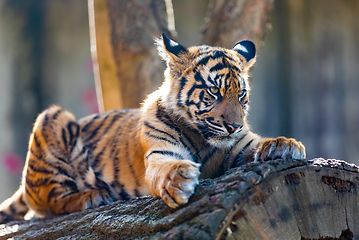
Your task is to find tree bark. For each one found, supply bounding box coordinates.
[1,158,358,239]
[201,0,274,48]
[88,0,173,110]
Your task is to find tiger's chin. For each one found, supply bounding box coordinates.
[207,135,237,149]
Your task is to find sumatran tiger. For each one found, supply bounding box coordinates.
[0,34,305,223]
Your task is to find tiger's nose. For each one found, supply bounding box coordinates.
[224,122,241,134]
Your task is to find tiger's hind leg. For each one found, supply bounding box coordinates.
[0,187,28,223]
[23,106,116,217]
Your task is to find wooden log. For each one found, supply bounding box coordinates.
[0,158,358,239]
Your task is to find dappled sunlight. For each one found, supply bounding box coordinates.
[0,224,19,237]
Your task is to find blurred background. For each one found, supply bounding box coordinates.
[0,0,358,202]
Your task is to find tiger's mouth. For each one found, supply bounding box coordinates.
[197,120,242,140]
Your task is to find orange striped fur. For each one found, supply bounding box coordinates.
[0,34,305,223]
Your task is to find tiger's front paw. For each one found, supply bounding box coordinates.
[254,136,306,162]
[160,160,200,208]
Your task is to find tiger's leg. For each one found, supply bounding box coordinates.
[24,106,115,217]
[226,132,306,169]
[0,187,28,223]
[144,150,201,208]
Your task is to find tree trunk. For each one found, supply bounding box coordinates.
[1,158,358,239]
[201,0,274,48]
[88,0,173,111]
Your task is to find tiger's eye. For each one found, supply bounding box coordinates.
[209,87,219,94]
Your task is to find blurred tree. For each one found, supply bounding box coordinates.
[4,0,47,162]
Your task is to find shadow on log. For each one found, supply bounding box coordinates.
[0,158,358,239]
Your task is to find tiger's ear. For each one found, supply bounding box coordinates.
[233,40,256,70]
[161,33,187,59]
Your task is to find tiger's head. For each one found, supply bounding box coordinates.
[154,34,256,148]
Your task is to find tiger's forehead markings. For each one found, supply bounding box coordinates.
[194,47,241,70]
[194,49,246,90]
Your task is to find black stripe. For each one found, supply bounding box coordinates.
[93,111,136,167]
[19,193,26,206]
[144,121,178,143]
[83,114,111,143]
[95,178,117,202]
[156,103,196,159]
[176,77,188,108]
[119,188,131,200]
[145,132,178,146]
[111,182,131,200]
[62,191,80,199]
[51,108,62,120]
[28,160,54,174]
[61,128,68,150]
[197,55,210,66]
[210,62,226,72]
[24,186,40,206]
[232,139,254,168]
[32,132,41,148]
[52,163,73,179]
[196,104,216,115]
[111,147,121,185]
[185,85,203,106]
[90,112,134,169]
[86,112,131,147]
[218,133,248,172]
[156,104,182,134]
[206,118,222,128]
[224,72,232,88]
[9,204,16,215]
[68,121,80,147]
[81,114,101,133]
[207,123,225,133]
[146,150,185,160]
[41,108,62,130]
[134,189,141,198]
[30,146,44,160]
[63,180,79,192]
[198,90,205,103]
[125,139,141,187]
[92,150,105,170]
[212,50,224,59]
[47,146,67,163]
[199,147,218,171]
[26,176,51,188]
[194,72,206,85]
[47,187,61,202]
[206,73,217,86]
[70,145,88,163]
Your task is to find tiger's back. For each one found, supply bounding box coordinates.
[0,34,305,223]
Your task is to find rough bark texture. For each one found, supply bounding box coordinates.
[1,158,358,239]
[201,0,274,48]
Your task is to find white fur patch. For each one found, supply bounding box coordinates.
[234,44,249,53]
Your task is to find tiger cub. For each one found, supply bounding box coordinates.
[0,34,305,223]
